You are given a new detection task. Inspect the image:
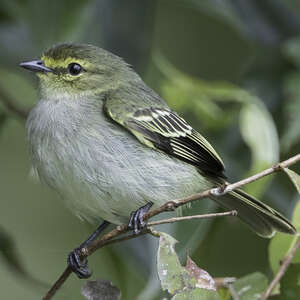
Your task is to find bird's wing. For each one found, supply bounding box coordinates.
[105,101,225,178]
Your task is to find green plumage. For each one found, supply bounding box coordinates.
[22,43,297,238]
[105,87,296,237]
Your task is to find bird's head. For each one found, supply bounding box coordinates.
[20,43,136,99]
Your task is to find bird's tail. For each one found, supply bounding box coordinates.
[211,189,297,238]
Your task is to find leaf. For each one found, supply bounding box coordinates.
[185,256,217,291]
[217,287,231,300]
[233,272,268,300]
[283,168,300,194]
[279,263,300,299]
[281,72,300,152]
[157,232,187,294]
[240,102,279,168]
[172,288,220,300]
[269,235,300,275]
[81,279,121,300]
[157,231,220,299]
[239,101,279,196]
[269,201,300,274]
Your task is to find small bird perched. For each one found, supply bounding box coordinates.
[20,43,296,278]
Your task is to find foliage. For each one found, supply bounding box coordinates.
[157,231,219,299]
[276,263,300,299]
[0,0,300,299]
[232,272,268,300]
[269,201,300,274]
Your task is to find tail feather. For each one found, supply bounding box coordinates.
[211,189,297,238]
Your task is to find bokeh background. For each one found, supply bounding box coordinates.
[1,0,300,299]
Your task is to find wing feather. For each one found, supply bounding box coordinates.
[124,107,225,177]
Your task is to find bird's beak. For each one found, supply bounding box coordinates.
[19,60,52,73]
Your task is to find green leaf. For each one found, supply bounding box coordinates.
[269,201,300,274]
[172,288,220,300]
[233,272,268,300]
[157,232,188,294]
[279,263,300,299]
[283,168,300,194]
[217,287,231,300]
[81,279,121,300]
[239,101,279,196]
[240,102,279,168]
[269,235,300,275]
[157,231,219,299]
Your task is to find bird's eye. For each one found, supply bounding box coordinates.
[67,63,83,76]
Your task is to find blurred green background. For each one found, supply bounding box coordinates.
[0,0,300,299]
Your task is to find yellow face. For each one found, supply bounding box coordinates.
[20,43,131,99]
[36,54,107,98]
[41,55,94,83]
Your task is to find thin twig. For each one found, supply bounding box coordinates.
[88,211,237,248]
[43,154,300,299]
[0,88,29,119]
[217,154,300,195]
[43,268,72,300]
[214,277,236,288]
[148,210,237,226]
[260,237,300,300]
[100,211,237,246]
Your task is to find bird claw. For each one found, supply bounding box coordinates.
[67,248,92,279]
[128,202,153,234]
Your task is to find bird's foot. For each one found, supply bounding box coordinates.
[128,202,153,234]
[68,247,92,279]
[66,220,109,279]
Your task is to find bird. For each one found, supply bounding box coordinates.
[20,43,296,278]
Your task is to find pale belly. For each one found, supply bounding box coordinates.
[27,99,213,224]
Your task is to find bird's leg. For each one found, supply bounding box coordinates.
[68,220,110,279]
[128,202,153,235]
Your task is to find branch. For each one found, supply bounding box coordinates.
[217,154,300,195]
[260,237,300,300]
[148,210,237,226]
[0,88,29,119]
[43,212,237,300]
[43,153,300,300]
